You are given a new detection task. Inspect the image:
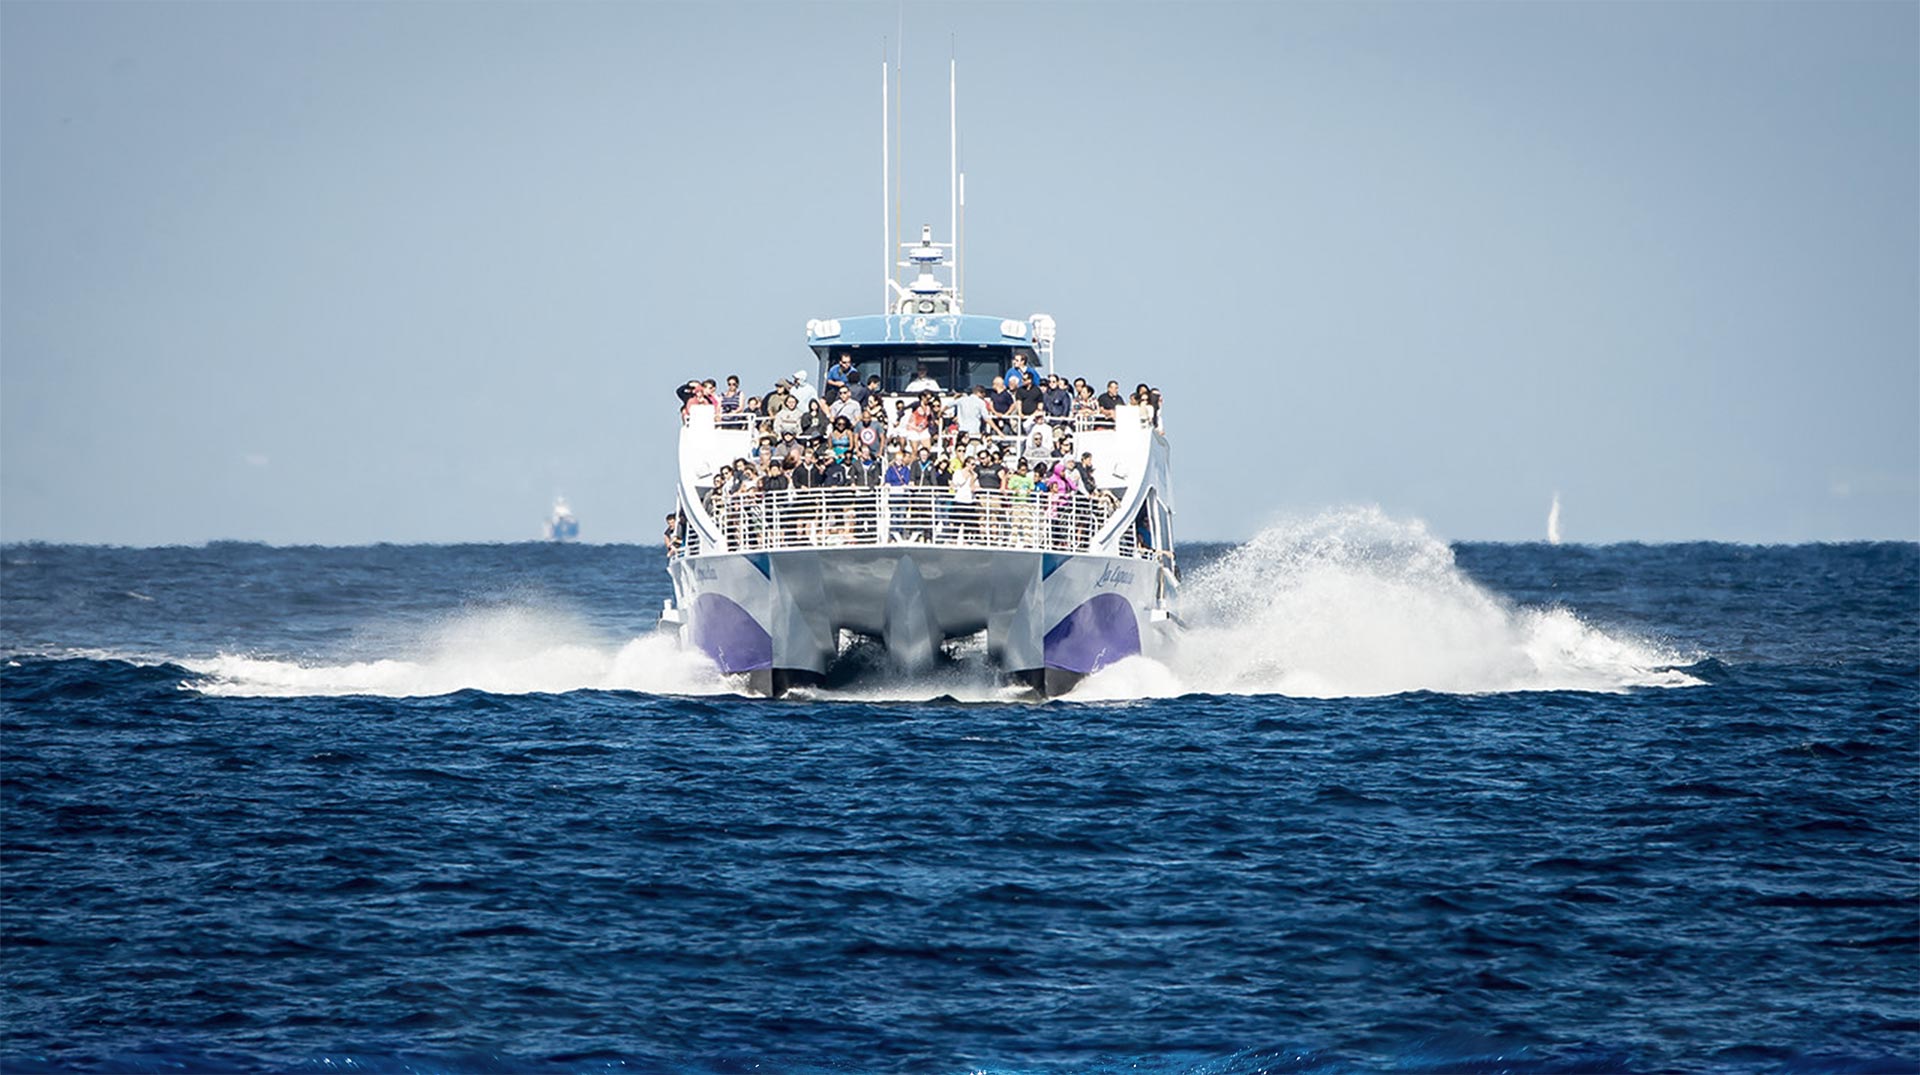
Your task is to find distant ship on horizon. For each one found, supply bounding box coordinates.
[546,497,579,542]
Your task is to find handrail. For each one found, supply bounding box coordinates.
[682,395,1155,440]
[672,485,1155,560]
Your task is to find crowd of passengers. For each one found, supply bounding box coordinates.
[666,355,1164,550]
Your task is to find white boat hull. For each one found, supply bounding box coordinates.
[668,546,1176,696]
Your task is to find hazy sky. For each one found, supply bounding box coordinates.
[4,1,1915,545]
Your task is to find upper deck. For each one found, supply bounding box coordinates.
[664,221,1175,569]
[672,401,1170,561]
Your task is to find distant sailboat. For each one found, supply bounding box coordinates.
[1547,493,1563,546]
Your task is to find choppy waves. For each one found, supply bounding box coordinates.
[3,536,1914,1074]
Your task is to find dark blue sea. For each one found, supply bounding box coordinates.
[4,518,1916,1074]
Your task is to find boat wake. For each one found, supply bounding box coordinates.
[182,508,1699,701]
[1078,507,1701,700]
[185,608,728,699]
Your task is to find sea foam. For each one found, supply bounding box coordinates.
[187,607,730,699]
[1075,506,1699,700]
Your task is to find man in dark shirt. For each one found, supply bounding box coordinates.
[1043,375,1073,419]
[850,445,882,487]
[911,448,944,487]
[975,453,1004,491]
[852,374,883,409]
[1076,451,1099,495]
[763,463,789,494]
[988,376,1015,425]
[820,455,849,487]
[1015,377,1045,423]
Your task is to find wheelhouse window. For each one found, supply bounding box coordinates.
[816,346,1039,393]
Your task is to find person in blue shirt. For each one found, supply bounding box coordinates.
[884,451,914,486]
[1005,352,1037,389]
[824,353,856,393]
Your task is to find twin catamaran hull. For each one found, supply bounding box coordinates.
[667,545,1175,698]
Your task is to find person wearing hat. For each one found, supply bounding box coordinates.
[765,379,792,420]
[790,369,818,408]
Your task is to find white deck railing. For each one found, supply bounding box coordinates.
[673,486,1149,560]
[700,398,1151,443]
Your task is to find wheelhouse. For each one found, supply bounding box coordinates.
[815,344,1042,394]
[806,310,1057,395]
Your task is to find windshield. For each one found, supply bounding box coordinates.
[818,346,1038,394]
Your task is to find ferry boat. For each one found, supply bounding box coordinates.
[662,225,1178,697]
[661,63,1177,697]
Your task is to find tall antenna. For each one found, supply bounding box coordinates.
[880,46,890,312]
[949,48,957,291]
[892,24,902,304]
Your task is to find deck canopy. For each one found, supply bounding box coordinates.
[808,313,1044,394]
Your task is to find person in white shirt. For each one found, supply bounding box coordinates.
[790,369,818,408]
[952,385,989,437]
[1024,415,1055,463]
[904,364,942,393]
[828,386,863,425]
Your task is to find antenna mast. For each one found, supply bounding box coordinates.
[949,50,958,299]
[892,29,903,308]
[880,48,890,312]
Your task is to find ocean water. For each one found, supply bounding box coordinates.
[3,511,1915,1074]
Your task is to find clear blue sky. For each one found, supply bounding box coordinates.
[4,1,1915,545]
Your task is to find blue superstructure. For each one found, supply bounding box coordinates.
[804,313,1054,396]
[809,313,1034,348]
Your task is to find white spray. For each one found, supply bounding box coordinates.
[187,607,733,699]
[1076,507,1696,700]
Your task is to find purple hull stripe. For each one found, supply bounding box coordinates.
[690,593,772,673]
[1043,592,1141,676]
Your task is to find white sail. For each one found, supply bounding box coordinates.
[1547,493,1563,546]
